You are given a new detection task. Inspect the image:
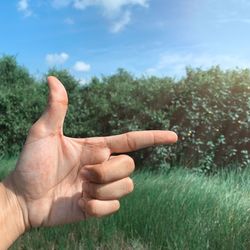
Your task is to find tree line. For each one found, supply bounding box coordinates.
[0,56,249,173]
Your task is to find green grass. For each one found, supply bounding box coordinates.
[1,158,250,249]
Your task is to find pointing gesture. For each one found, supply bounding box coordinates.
[2,76,177,242]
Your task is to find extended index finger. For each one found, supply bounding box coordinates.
[105,130,178,154]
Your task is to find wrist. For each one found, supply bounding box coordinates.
[0,177,27,249]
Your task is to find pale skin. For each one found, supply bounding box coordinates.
[0,76,178,249]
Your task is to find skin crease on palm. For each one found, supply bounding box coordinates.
[4,76,178,231]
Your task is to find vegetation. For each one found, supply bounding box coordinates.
[1,55,250,249]
[1,158,250,250]
[0,55,249,173]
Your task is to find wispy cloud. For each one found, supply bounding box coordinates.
[51,0,149,32]
[52,0,72,8]
[146,53,250,77]
[110,11,131,33]
[64,17,75,25]
[73,61,91,72]
[72,0,148,14]
[45,52,69,65]
[17,0,32,17]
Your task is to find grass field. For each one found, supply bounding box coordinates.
[1,158,250,250]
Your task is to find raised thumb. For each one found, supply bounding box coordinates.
[39,76,68,134]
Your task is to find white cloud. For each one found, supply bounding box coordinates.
[146,53,250,77]
[73,61,91,72]
[51,0,148,32]
[52,0,72,8]
[45,52,69,65]
[73,0,90,10]
[110,11,131,33]
[73,0,148,14]
[17,0,32,17]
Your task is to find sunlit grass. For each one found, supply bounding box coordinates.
[1,158,250,250]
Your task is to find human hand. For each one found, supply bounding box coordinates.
[3,76,178,234]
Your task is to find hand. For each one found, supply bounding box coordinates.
[4,76,178,232]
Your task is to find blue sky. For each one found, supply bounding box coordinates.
[1,0,250,83]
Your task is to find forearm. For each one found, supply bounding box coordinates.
[0,180,26,250]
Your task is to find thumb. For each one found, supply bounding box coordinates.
[37,76,68,134]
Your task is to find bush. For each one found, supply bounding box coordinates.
[170,67,250,172]
[0,56,249,172]
[0,56,45,155]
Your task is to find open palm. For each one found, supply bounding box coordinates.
[7,76,178,230]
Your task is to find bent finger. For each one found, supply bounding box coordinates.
[84,177,134,200]
[78,199,120,218]
[80,155,135,184]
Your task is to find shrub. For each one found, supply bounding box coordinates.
[0,56,249,172]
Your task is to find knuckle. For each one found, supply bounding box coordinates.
[125,132,137,151]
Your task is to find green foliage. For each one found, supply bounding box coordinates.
[0,56,45,155]
[0,157,249,249]
[0,55,34,87]
[0,56,249,171]
[171,67,250,172]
